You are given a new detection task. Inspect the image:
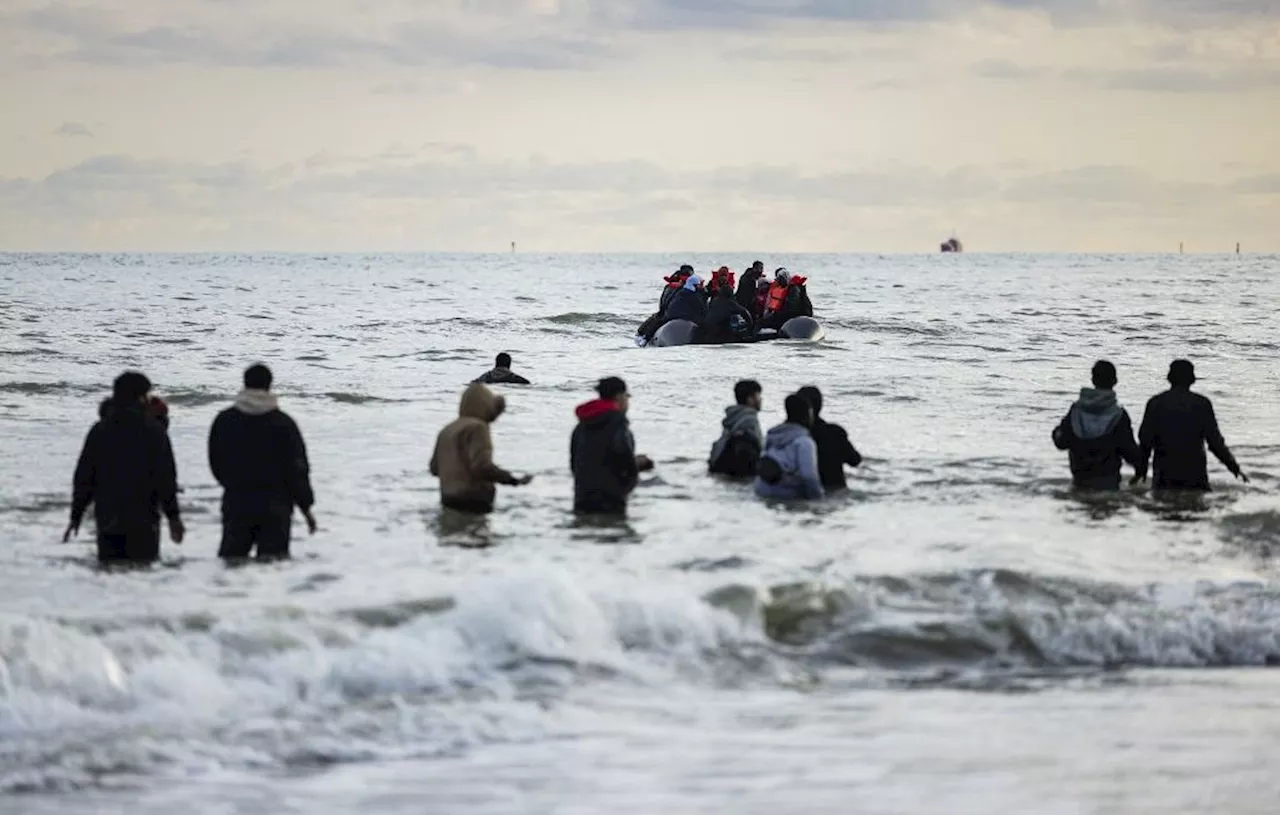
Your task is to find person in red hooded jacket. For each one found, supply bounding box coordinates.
[570,377,654,515]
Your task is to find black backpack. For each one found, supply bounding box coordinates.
[711,431,762,478]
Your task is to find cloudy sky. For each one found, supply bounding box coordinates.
[1,0,1277,252]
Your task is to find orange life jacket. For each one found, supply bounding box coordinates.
[765,277,808,313]
[664,270,692,289]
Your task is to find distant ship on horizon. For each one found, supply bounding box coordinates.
[940,236,963,253]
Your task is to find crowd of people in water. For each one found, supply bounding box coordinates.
[64,351,1246,566]
[636,261,815,343]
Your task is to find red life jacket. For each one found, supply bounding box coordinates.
[664,271,692,289]
[708,267,736,296]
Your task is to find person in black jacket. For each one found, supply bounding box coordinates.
[795,386,863,490]
[1051,360,1144,490]
[472,353,531,385]
[208,364,317,561]
[735,261,765,314]
[570,377,653,515]
[702,284,754,342]
[65,371,184,564]
[1134,359,1248,491]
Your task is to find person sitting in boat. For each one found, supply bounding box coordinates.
[702,282,754,342]
[761,268,813,330]
[637,265,695,342]
[736,262,765,314]
[659,265,695,313]
[706,266,736,301]
[664,274,708,323]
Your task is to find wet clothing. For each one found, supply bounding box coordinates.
[430,383,518,514]
[472,367,531,385]
[754,422,824,501]
[709,404,764,477]
[702,295,754,341]
[209,389,314,559]
[809,417,863,490]
[664,287,708,324]
[571,399,639,514]
[1052,387,1143,490]
[1137,388,1241,490]
[70,401,181,564]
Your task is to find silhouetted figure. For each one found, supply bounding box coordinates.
[473,353,531,385]
[755,394,824,501]
[209,364,316,561]
[702,284,754,342]
[571,377,653,515]
[1051,360,1144,490]
[66,371,184,564]
[795,386,863,490]
[431,383,531,514]
[709,380,764,478]
[1135,360,1248,491]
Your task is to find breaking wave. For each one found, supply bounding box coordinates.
[4,567,1280,792]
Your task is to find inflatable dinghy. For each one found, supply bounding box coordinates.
[645,316,825,348]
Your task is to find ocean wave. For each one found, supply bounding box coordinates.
[322,391,412,405]
[541,312,632,326]
[0,381,98,397]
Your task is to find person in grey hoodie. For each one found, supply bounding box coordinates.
[709,380,764,477]
[754,394,824,501]
[209,364,317,561]
[1051,360,1144,490]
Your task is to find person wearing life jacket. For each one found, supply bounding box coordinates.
[761,268,813,329]
[707,266,736,300]
[663,274,708,323]
[636,265,694,344]
[659,265,695,314]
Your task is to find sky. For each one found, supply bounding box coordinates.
[1,0,1278,252]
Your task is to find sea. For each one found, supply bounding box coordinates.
[1,252,1279,814]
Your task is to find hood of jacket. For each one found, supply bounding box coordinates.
[765,421,810,451]
[1070,387,1123,440]
[235,389,279,416]
[722,404,760,435]
[459,382,505,422]
[576,398,622,426]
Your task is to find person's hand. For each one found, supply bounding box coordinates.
[514,474,534,486]
[303,509,319,535]
[168,517,185,545]
[1235,470,1251,484]
[636,455,655,472]
[62,521,79,543]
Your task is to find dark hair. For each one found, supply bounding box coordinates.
[1168,359,1196,388]
[784,394,812,426]
[1091,360,1117,389]
[597,377,628,400]
[496,353,512,368]
[795,385,823,416]
[112,371,152,403]
[244,364,273,391]
[734,379,761,405]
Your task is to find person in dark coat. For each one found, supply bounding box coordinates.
[1051,360,1144,490]
[663,275,708,323]
[66,371,184,564]
[794,386,862,490]
[473,353,531,385]
[659,265,695,313]
[570,377,653,515]
[208,364,317,561]
[735,261,765,314]
[1134,360,1248,491]
[701,284,754,342]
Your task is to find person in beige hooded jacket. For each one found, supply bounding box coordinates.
[430,383,531,513]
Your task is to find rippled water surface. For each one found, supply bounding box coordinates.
[2,252,1280,813]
